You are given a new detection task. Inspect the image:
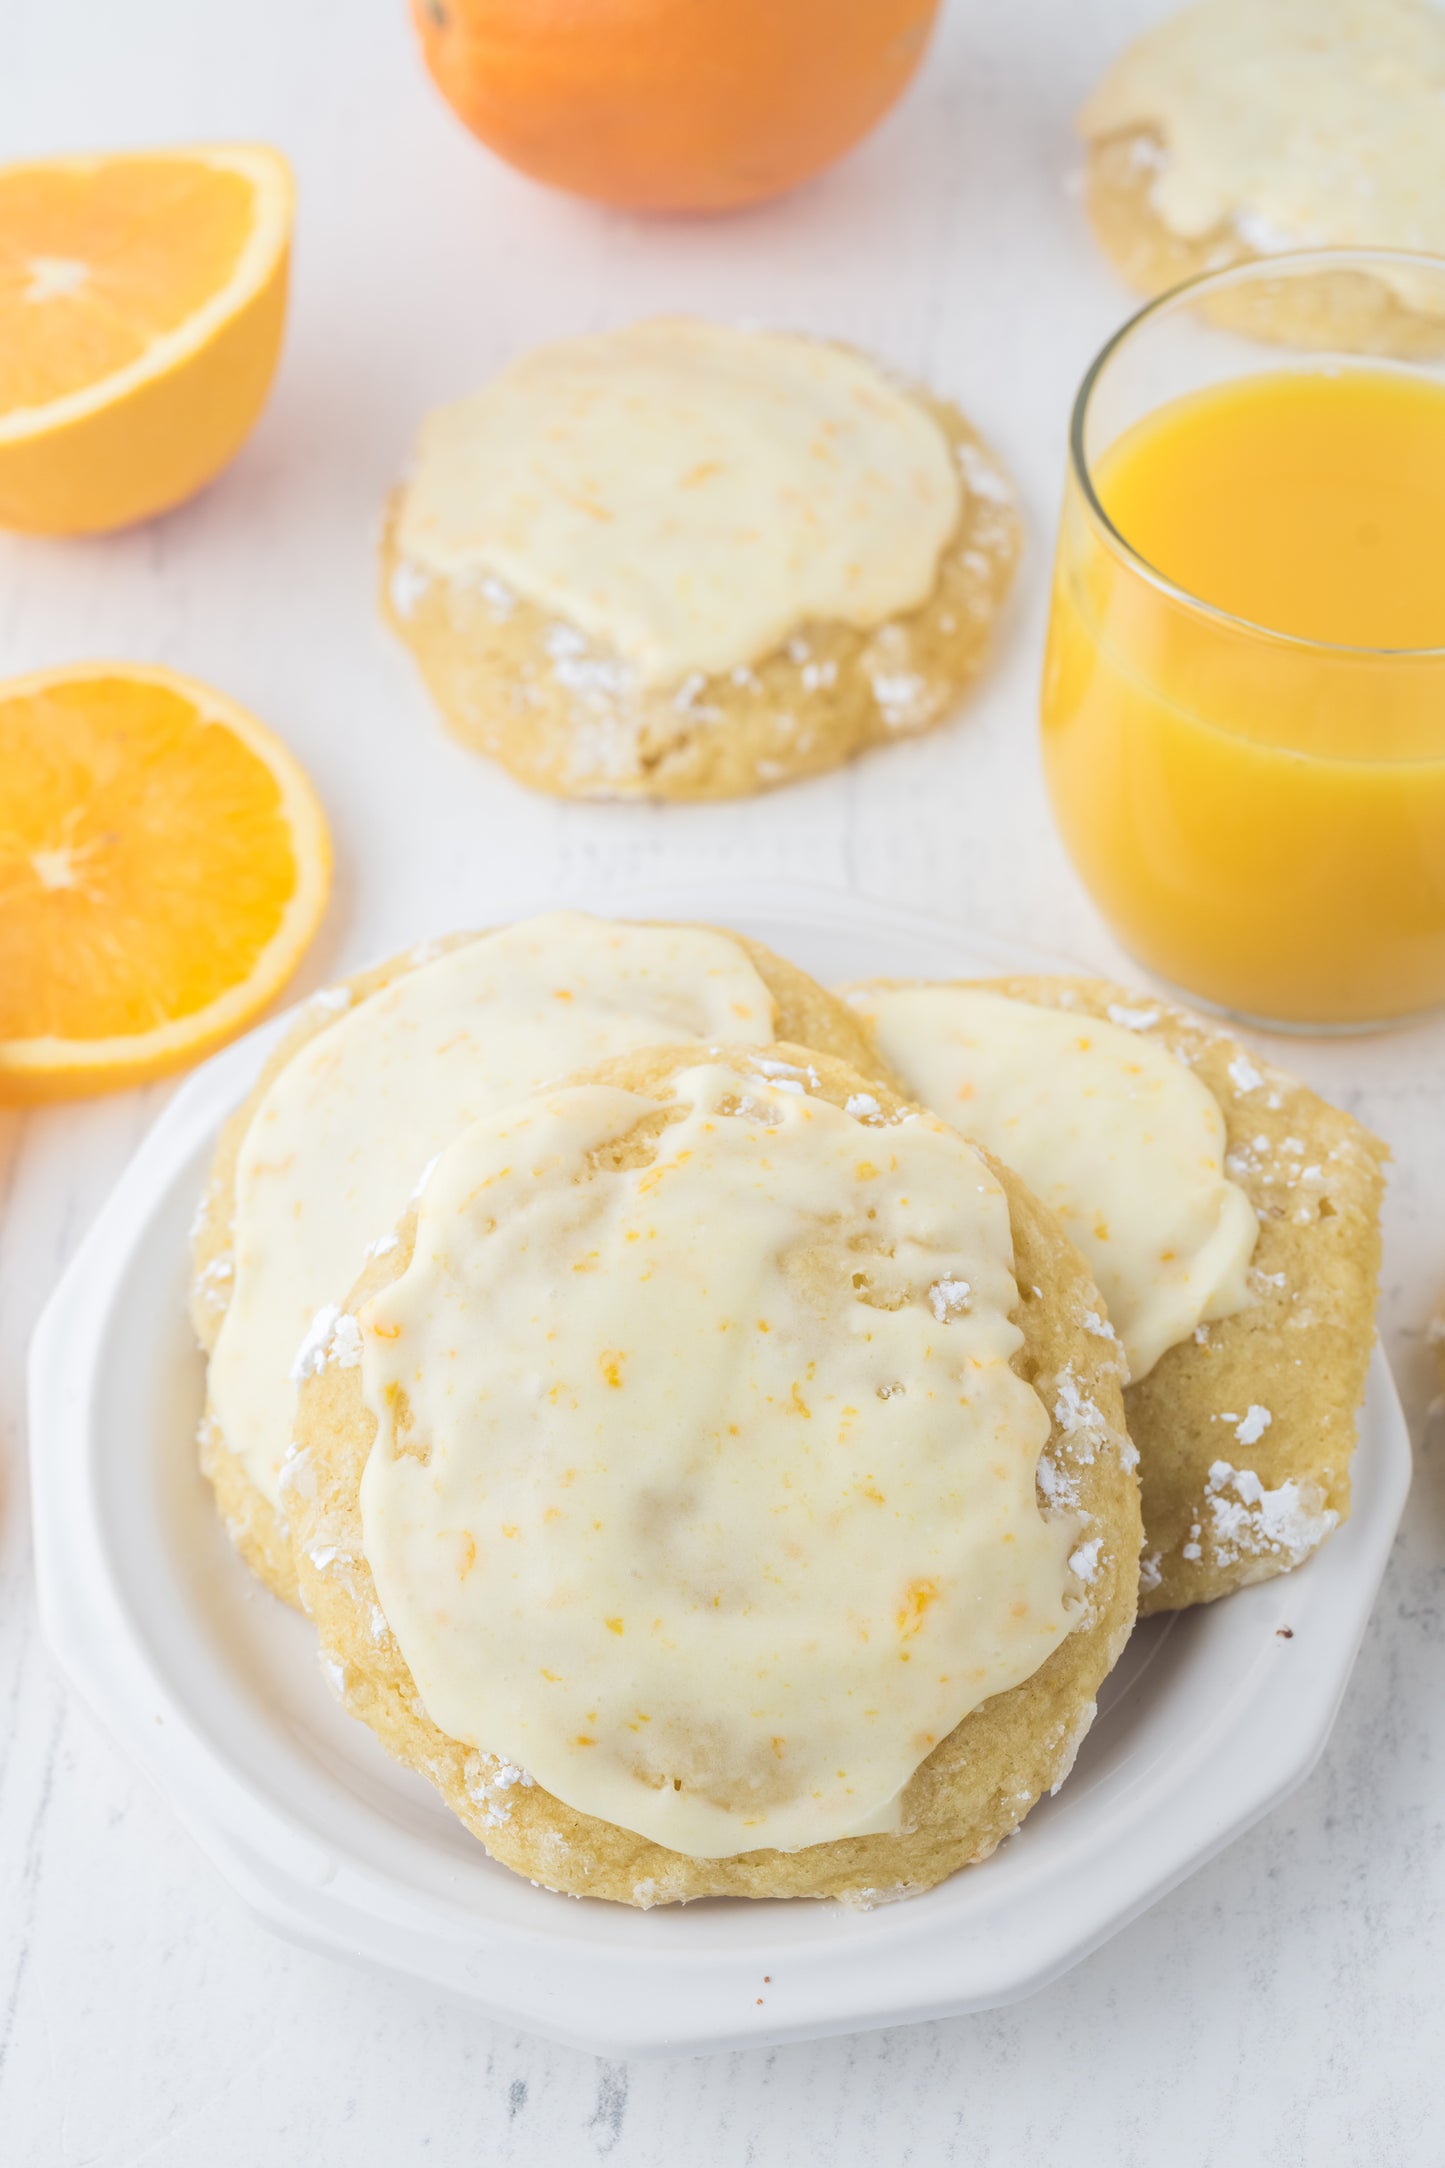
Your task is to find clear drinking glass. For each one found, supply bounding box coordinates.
[1040,249,1445,1031]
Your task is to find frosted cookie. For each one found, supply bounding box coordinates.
[845,978,1386,1613]
[1079,0,1445,354]
[189,912,881,1605]
[286,1044,1140,1906]
[381,319,1021,800]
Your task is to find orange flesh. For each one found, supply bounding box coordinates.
[0,159,256,414]
[0,675,298,1040]
[1042,367,1445,1025]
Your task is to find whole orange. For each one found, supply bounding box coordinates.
[410,0,942,212]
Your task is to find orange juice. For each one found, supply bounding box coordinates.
[1042,366,1445,1025]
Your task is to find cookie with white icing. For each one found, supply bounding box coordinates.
[286,1043,1140,1906]
[381,319,1021,800]
[1079,0,1445,353]
[844,976,1386,1613]
[189,913,883,1605]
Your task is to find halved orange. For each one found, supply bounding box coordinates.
[0,663,330,1099]
[0,145,292,535]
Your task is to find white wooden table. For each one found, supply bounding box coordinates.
[4,1,1443,2159]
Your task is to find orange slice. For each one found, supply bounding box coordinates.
[0,663,330,1099]
[0,145,292,535]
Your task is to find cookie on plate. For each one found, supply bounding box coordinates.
[1079,0,1445,354]
[381,318,1021,800]
[190,911,882,1606]
[845,977,1386,1614]
[286,1044,1140,1907]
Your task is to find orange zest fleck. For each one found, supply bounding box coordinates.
[896,1577,940,1639]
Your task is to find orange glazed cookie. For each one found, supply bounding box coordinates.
[285,1045,1140,1906]
[1079,0,1445,354]
[381,319,1021,800]
[846,977,1385,1614]
[190,912,881,1604]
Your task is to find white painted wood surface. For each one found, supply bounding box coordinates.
[3,0,1442,2158]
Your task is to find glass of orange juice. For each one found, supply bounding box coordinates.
[1041,249,1445,1030]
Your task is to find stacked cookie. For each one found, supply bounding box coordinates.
[189,911,1381,1907]
[845,976,1385,1613]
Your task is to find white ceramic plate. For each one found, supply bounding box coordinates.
[29,883,1411,2057]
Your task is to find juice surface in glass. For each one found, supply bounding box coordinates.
[1043,364,1445,1027]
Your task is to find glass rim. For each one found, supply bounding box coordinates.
[1068,246,1445,662]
